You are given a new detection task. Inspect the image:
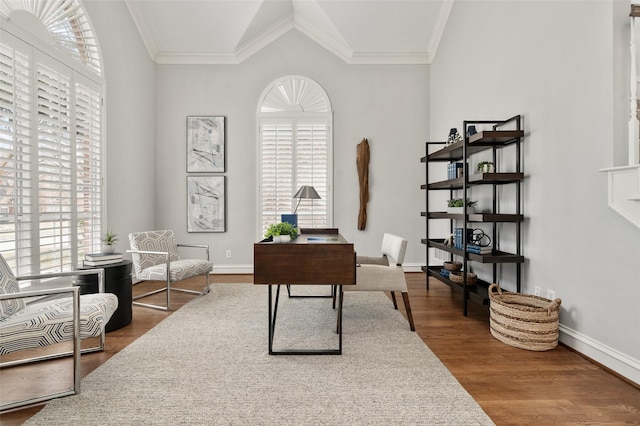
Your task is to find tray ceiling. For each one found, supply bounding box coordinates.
[124,0,452,65]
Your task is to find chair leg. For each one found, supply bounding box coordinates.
[401,291,415,331]
[203,272,210,294]
[390,291,398,309]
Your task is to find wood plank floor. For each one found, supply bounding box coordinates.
[2,273,640,425]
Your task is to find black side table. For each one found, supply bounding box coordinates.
[75,259,133,332]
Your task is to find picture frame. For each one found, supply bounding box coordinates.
[186,116,225,173]
[187,176,226,232]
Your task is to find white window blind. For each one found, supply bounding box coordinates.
[0,28,102,277]
[259,117,329,235]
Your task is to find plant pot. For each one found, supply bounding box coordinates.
[482,164,495,173]
[447,207,475,214]
[101,244,115,254]
[273,235,291,243]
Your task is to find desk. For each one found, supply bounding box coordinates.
[254,231,355,355]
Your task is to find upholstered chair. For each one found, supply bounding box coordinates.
[128,230,212,311]
[0,253,117,411]
[341,233,415,331]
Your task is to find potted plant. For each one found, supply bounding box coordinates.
[264,222,299,243]
[477,161,495,173]
[447,198,477,214]
[101,231,118,253]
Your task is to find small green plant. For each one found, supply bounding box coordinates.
[264,222,299,239]
[477,161,494,172]
[447,198,477,208]
[101,231,118,245]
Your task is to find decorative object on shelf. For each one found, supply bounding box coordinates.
[356,138,370,230]
[466,125,477,137]
[446,128,463,145]
[469,228,492,247]
[187,176,226,232]
[488,284,561,351]
[449,271,477,286]
[264,221,299,243]
[447,198,477,214]
[186,116,225,173]
[477,161,495,173]
[443,261,462,272]
[101,231,118,254]
[453,227,474,249]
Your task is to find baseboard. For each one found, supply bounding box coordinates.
[211,264,254,274]
[560,324,640,387]
[211,263,424,274]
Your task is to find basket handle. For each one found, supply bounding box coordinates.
[546,298,562,316]
[488,283,502,296]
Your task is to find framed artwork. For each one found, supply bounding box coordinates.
[187,116,225,172]
[187,176,226,232]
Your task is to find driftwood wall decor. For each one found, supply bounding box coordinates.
[356,138,370,230]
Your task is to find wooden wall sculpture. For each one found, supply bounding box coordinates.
[356,138,370,230]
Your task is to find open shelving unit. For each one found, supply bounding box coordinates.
[421,115,525,315]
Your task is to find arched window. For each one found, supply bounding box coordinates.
[257,76,333,236]
[0,0,103,277]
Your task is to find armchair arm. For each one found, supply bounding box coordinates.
[17,269,106,293]
[177,243,210,261]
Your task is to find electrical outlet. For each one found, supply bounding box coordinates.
[226,250,232,259]
[547,289,556,300]
[534,286,541,296]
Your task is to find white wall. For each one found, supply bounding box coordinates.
[430,0,640,384]
[84,0,158,244]
[155,30,429,271]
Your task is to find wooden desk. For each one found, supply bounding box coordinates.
[254,231,355,355]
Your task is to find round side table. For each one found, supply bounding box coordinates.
[75,259,133,332]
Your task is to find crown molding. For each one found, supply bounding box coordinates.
[124,0,158,62]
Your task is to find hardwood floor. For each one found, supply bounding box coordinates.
[2,273,640,425]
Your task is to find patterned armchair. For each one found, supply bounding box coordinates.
[0,253,118,412]
[128,230,213,311]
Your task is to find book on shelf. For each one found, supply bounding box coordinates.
[465,245,493,254]
[85,252,123,261]
[83,258,123,267]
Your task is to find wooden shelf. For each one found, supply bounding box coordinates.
[424,266,490,305]
[423,239,524,264]
[422,211,524,222]
[427,129,524,162]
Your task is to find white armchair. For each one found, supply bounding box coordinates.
[341,233,415,331]
[0,253,118,412]
[128,230,213,311]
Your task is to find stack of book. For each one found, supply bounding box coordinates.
[466,245,493,255]
[83,252,123,266]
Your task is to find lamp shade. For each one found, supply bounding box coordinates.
[293,185,321,200]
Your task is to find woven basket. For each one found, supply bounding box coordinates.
[488,284,561,351]
[443,261,462,272]
[449,271,477,286]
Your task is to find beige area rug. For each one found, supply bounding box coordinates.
[24,283,494,425]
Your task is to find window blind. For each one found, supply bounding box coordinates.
[0,29,102,277]
[259,117,328,235]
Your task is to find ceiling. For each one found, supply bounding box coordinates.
[123,0,452,65]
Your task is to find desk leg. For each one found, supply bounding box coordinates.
[268,283,343,355]
[268,285,282,355]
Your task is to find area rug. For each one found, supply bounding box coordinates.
[24,283,493,425]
